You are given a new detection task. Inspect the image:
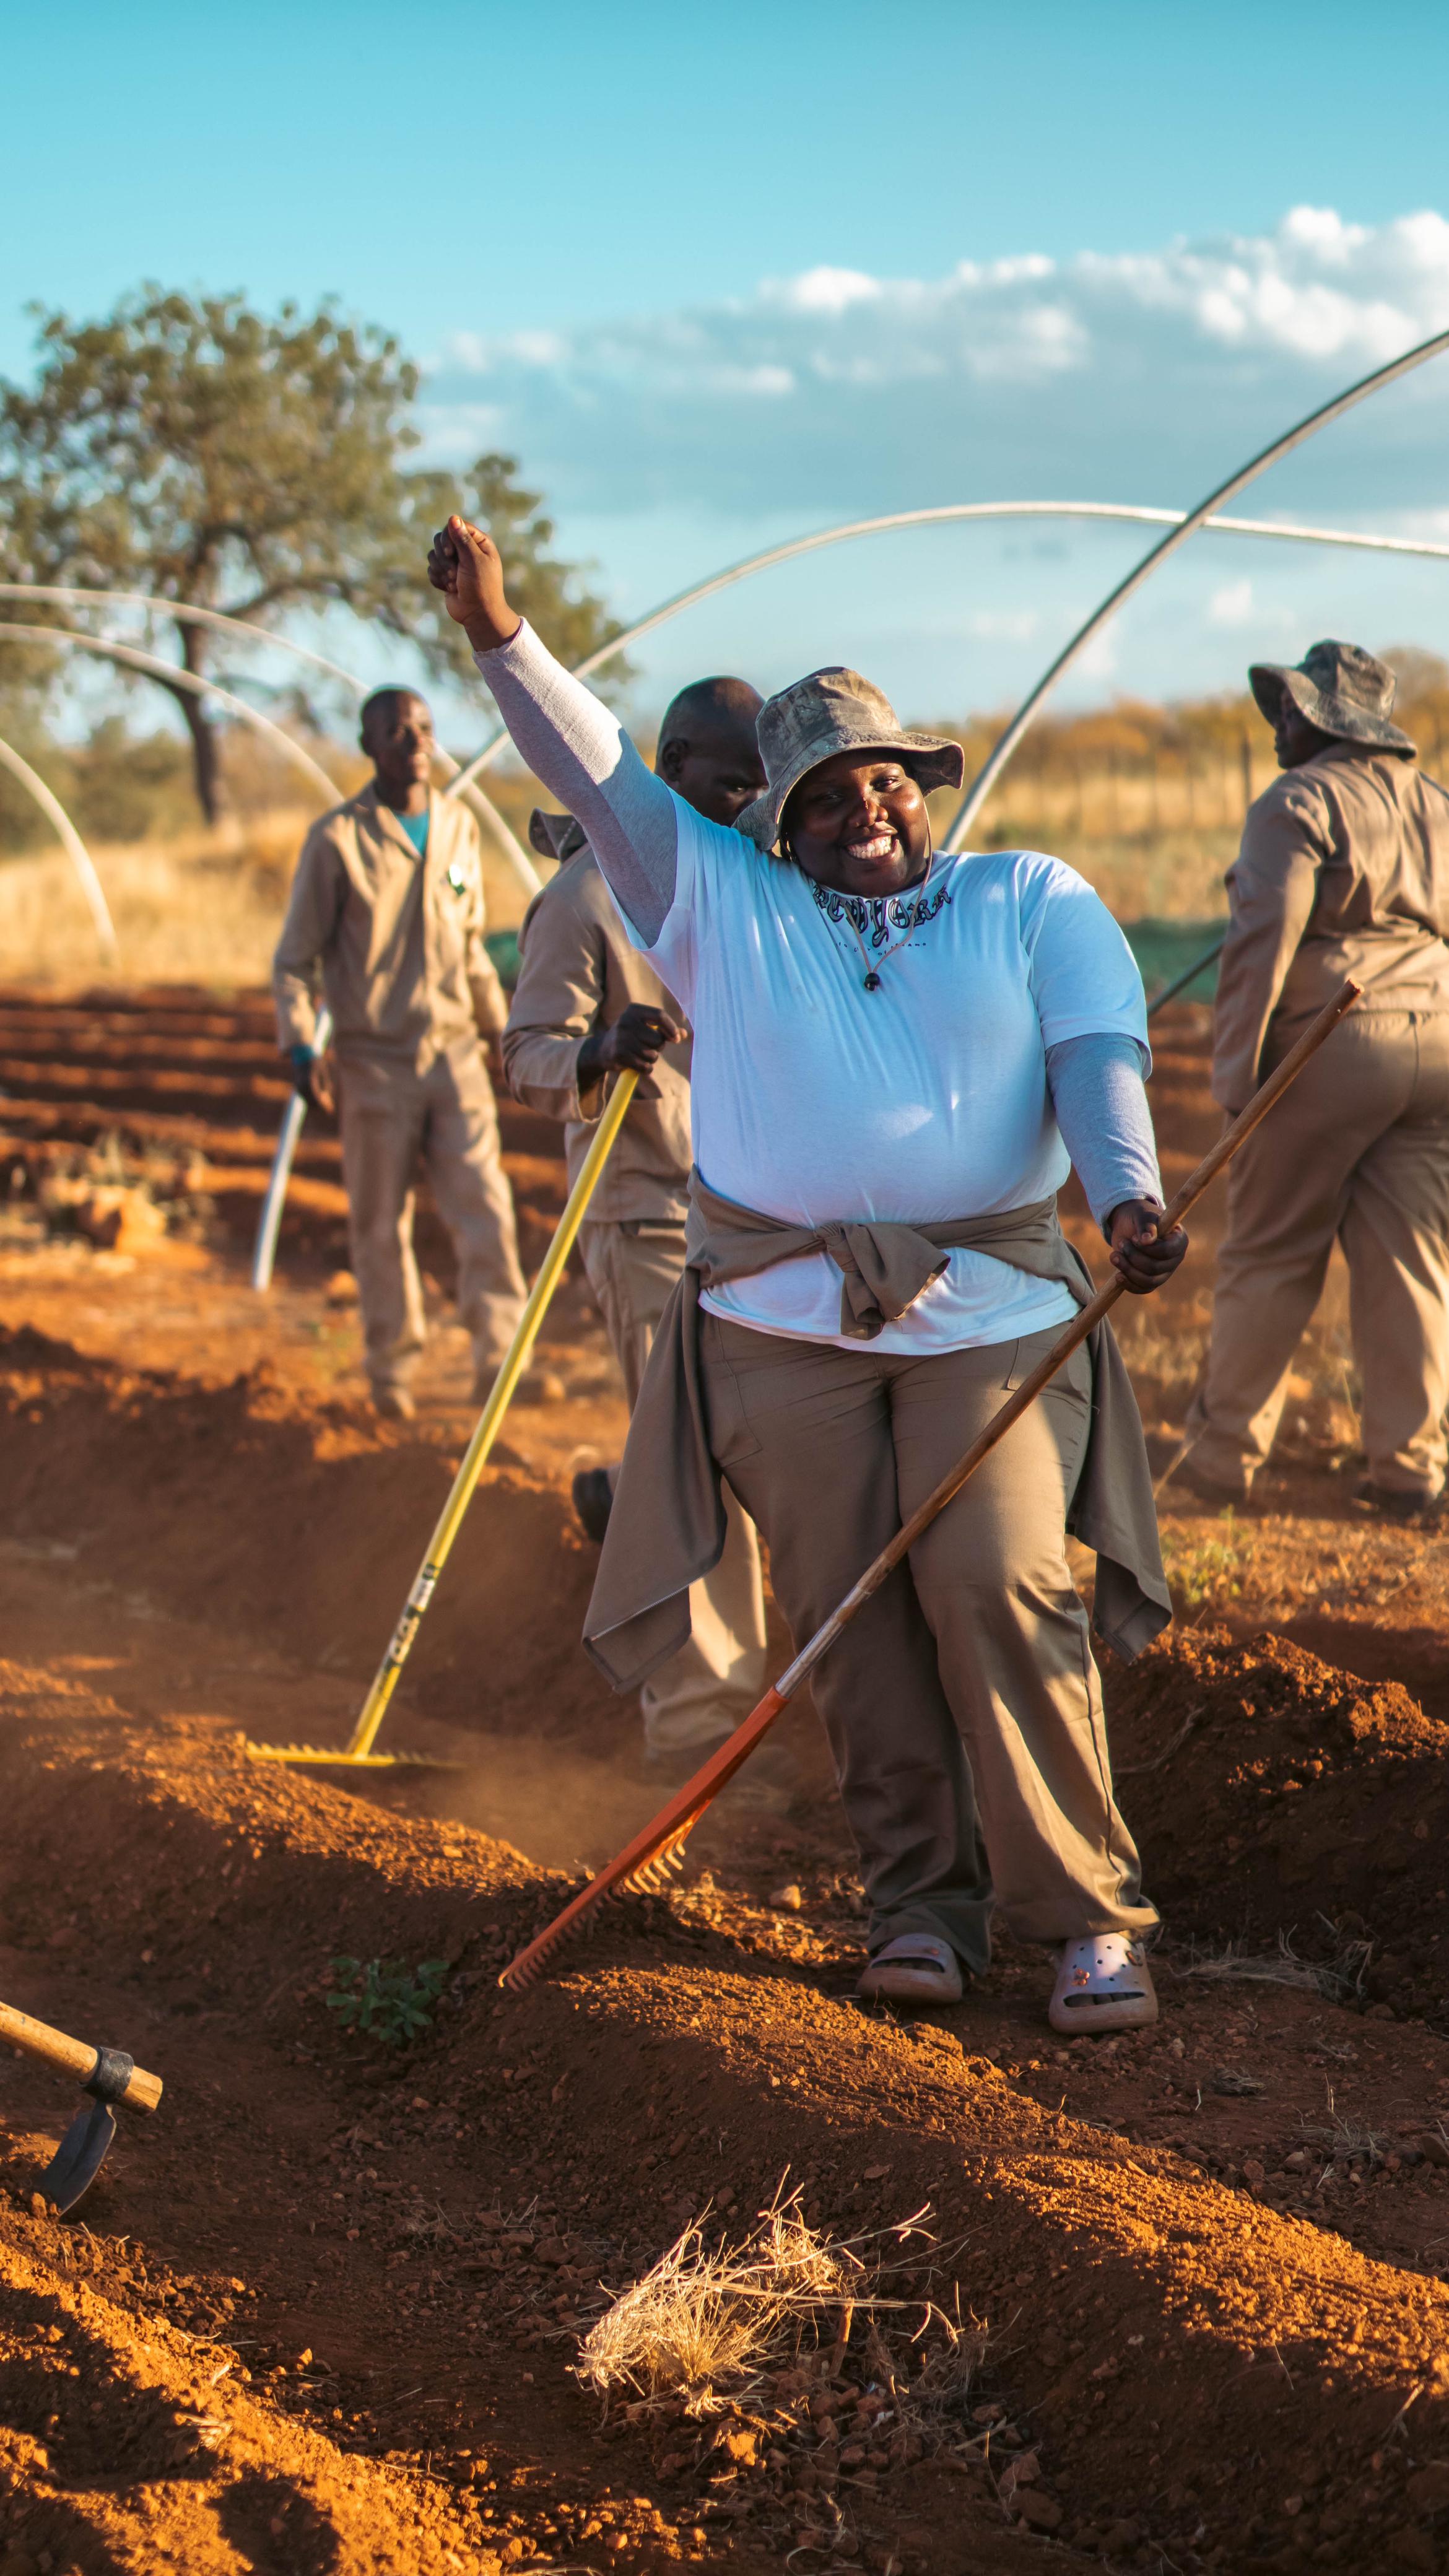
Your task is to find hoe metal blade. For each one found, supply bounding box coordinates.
[38,2095,116,2215]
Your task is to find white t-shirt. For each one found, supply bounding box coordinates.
[626,815,1151,1354]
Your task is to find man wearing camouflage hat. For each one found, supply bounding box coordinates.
[1185,640,1449,1518]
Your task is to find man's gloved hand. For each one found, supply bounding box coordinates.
[1105,1197,1187,1295]
[289,1043,336,1117]
[577,1003,685,1086]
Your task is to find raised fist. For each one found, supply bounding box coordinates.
[427,516,521,653]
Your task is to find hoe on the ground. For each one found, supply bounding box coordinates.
[500,979,1361,1991]
[1,1999,163,2214]
[245,1070,640,1773]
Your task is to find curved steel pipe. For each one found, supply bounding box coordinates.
[942,326,1449,849]
[0,733,116,955]
[250,1006,334,1293]
[0,583,541,899]
[0,622,342,804]
[0,584,365,694]
[448,495,1449,799]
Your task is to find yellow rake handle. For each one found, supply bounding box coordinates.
[339,1069,640,1762]
[502,978,1362,1991]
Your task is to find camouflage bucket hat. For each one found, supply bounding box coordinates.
[734,666,964,852]
[1248,639,1416,754]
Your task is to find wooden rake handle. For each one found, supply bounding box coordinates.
[0,2000,163,2113]
[502,977,1360,1992]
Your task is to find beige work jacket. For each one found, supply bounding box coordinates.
[1213,743,1449,1110]
[583,1179,1169,1691]
[503,843,692,1224]
[272,783,508,1068]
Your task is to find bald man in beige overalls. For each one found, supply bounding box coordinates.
[1185,640,1449,1520]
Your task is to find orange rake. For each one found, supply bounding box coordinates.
[502,978,1360,1992]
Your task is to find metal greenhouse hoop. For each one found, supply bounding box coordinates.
[0,586,541,899]
[0,733,116,955]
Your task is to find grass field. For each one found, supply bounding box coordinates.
[0,776,1240,993]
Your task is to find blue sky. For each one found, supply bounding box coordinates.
[7,1,1449,729]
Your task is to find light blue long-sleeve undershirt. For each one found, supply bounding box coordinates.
[477,624,1162,1229]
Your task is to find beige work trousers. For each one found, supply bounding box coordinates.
[579,1219,768,1756]
[1191,1011,1449,1500]
[698,1312,1155,1969]
[337,1045,527,1396]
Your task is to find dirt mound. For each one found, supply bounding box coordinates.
[0,2229,479,2575]
[12,985,1449,2567]
[1107,1625,1449,1990]
[0,1320,617,1743]
[12,1661,1449,2572]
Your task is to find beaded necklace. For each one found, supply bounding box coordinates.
[805,861,953,992]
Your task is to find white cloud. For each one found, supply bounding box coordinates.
[969,607,1042,642]
[1077,629,1120,682]
[424,207,1449,531]
[1208,578,1256,627]
[417,209,1449,720]
[780,266,883,315]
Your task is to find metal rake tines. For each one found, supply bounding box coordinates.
[243,1739,458,1769]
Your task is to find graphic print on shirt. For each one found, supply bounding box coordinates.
[807,875,954,947]
[809,871,955,990]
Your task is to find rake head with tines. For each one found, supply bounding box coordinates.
[500,1691,787,1988]
[500,979,1362,1999]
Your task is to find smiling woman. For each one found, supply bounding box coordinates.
[430,510,1188,2038]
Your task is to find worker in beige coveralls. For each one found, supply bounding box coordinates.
[1185,640,1449,1518]
[504,679,771,1772]
[273,687,528,1420]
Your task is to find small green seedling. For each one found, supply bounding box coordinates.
[1161,1508,1254,1611]
[326,1954,447,2047]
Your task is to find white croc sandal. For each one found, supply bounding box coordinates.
[858,1935,964,2006]
[1050,1934,1158,2035]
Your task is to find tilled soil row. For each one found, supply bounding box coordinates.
[0,1321,614,1740]
[1107,1624,1449,1993]
[6,1676,1449,2574]
[0,983,570,1279]
[7,1318,1448,1981]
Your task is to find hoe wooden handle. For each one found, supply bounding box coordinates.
[0,2001,163,2113]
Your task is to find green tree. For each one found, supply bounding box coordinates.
[0,289,622,824]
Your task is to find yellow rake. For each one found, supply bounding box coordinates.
[246,1069,640,1771]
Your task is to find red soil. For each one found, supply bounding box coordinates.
[0,991,1447,2575]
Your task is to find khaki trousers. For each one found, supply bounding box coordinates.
[698,1312,1155,1968]
[580,1219,768,1755]
[337,1045,527,1396]
[1191,1011,1449,1500]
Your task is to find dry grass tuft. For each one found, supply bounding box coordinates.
[1172,1926,1373,2004]
[0,799,537,988]
[1298,2082,1398,2167]
[574,2186,967,2421]
[576,2191,862,2408]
